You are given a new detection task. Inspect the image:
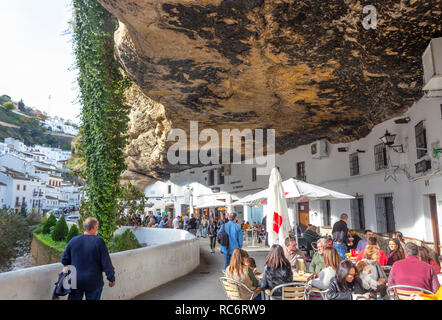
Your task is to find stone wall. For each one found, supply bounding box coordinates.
[30,235,62,266]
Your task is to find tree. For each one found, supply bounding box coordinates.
[0,94,11,104]
[108,229,141,253]
[116,183,148,226]
[19,204,27,217]
[66,224,79,242]
[18,99,25,111]
[0,209,30,269]
[51,216,69,241]
[3,101,14,111]
[42,214,57,234]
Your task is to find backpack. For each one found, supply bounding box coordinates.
[217,223,229,247]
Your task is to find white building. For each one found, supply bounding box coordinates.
[0,167,41,212]
[4,137,28,154]
[144,93,442,246]
[41,116,79,136]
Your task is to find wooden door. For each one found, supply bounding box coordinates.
[429,194,441,257]
[298,202,310,232]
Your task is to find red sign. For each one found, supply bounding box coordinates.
[273,211,283,233]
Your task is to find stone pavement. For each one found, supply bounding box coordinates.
[134,237,269,300]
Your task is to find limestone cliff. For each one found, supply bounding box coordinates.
[97,0,441,189]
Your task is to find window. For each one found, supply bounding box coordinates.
[415,121,427,159]
[349,152,359,176]
[23,185,26,191]
[296,162,306,181]
[207,169,214,186]
[320,200,331,226]
[252,167,257,182]
[350,197,365,230]
[374,143,388,171]
[22,197,26,205]
[17,184,20,191]
[217,168,224,185]
[15,197,19,206]
[168,185,172,194]
[375,193,395,233]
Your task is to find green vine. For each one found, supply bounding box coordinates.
[72,0,131,243]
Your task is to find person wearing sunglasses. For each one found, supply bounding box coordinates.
[326,260,373,300]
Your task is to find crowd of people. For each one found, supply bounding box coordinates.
[219,212,442,300]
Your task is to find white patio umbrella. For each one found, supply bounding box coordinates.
[234,177,354,243]
[266,168,291,246]
[233,178,354,205]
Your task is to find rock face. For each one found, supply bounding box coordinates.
[98,0,441,189]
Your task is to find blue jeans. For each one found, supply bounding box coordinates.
[224,253,232,270]
[333,243,348,260]
[68,287,103,300]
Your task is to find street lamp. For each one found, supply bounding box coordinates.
[379,130,404,153]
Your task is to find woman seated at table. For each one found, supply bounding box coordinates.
[361,245,388,285]
[418,245,441,274]
[386,238,405,266]
[311,246,342,290]
[226,248,260,300]
[258,244,293,297]
[326,260,372,300]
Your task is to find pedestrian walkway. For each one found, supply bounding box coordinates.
[134,237,269,300]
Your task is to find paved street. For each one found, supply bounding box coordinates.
[134,237,269,300]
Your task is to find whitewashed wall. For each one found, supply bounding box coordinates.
[0,228,199,300]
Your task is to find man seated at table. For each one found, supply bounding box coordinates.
[356,237,388,266]
[303,224,321,248]
[284,235,307,274]
[356,229,374,253]
[388,242,440,293]
[309,238,328,275]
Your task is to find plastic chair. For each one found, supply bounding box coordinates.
[267,282,309,300]
[387,285,433,300]
[219,277,260,300]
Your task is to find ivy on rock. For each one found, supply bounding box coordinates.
[72,0,131,243]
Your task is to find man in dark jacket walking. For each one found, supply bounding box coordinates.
[207,216,218,253]
[188,214,197,236]
[332,213,350,259]
[61,217,115,300]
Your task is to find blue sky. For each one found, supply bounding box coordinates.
[0,0,80,123]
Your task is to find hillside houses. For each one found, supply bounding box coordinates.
[0,137,81,214]
[40,116,79,136]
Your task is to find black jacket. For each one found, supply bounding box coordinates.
[207,221,217,236]
[258,264,293,297]
[326,276,370,300]
[332,220,349,244]
[188,217,197,229]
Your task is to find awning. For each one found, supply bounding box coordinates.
[195,198,228,209]
[233,178,354,205]
[147,201,174,211]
